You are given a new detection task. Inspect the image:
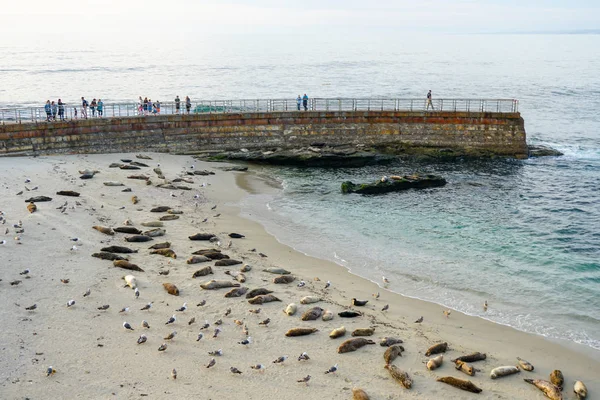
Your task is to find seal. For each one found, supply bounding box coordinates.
[92,252,128,261]
[383,345,404,364]
[149,242,171,249]
[284,303,298,316]
[192,266,213,278]
[103,181,125,186]
[427,355,444,370]
[150,206,171,212]
[351,327,375,337]
[163,283,179,296]
[425,342,447,356]
[385,364,412,389]
[285,327,318,337]
[124,275,137,289]
[338,310,362,318]
[56,190,80,197]
[101,245,138,254]
[490,366,520,379]
[141,221,164,227]
[246,288,273,298]
[273,275,295,284]
[516,357,534,371]
[224,287,249,298]
[451,352,487,363]
[301,307,323,321]
[151,248,177,258]
[214,259,242,266]
[113,260,144,272]
[127,175,149,181]
[300,296,320,304]
[524,379,562,400]
[92,225,114,235]
[550,370,564,390]
[143,228,166,237]
[186,255,210,264]
[189,233,216,241]
[338,338,375,354]
[263,267,291,275]
[113,227,142,234]
[329,326,346,339]
[574,381,587,399]
[200,280,240,290]
[380,337,403,347]
[322,309,334,321]
[454,360,475,376]
[248,294,281,304]
[240,264,252,272]
[352,298,368,307]
[160,215,179,221]
[125,235,153,242]
[437,376,482,393]
[352,388,370,400]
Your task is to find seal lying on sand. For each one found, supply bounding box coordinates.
[273,275,295,284]
[550,370,564,390]
[337,338,375,354]
[383,345,404,365]
[454,360,475,376]
[524,379,562,400]
[224,287,248,298]
[490,366,520,379]
[285,328,318,337]
[427,355,444,371]
[301,307,323,321]
[425,342,447,356]
[574,381,588,399]
[92,252,128,261]
[125,235,153,242]
[163,283,179,296]
[149,242,171,249]
[101,246,138,254]
[352,388,370,400]
[248,294,281,304]
[380,337,403,347]
[114,227,142,234]
[437,376,482,393]
[352,328,375,337]
[451,352,486,363]
[151,248,177,258]
[246,288,273,299]
[192,266,213,278]
[92,225,114,235]
[385,365,412,389]
[189,233,216,241]
[113,260,144,272]
[200,280,240,290]
[516,357,534,371]
[329,326,346,339]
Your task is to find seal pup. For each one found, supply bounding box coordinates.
[285,328,318,337]
[574,381,587,399]
[322,309,334,321]
[516,357,534,371]
[385,364,412,389]
[114,227,142,234]
[490,366,520,379]
[454,360,475,376]
[437,376,482,393]
[352,298,368,307]
[124,275,137,289]
[550,370,564,390]
[384,345,404,365]
[352,388,370,400]
[338,338,375,353]
[325,364,338,374]
[524,379,562,400]
[427,355,444,370]
[425,342,447,356]
[329,326,346,339]
[200,280,240,290]
[301,307,323,321]
[284,303,297,316]
[351,327,375,337]
[297,375,311,386]
[27,202,37,213]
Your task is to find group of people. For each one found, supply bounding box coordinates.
[44,97,104,121]
[43,100,68,121]
[296,94,309,111]
[138,97,161,116]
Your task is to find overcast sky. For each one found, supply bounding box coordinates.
[3,0,599,43]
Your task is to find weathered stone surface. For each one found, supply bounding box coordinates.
[528,145,563,157]
[341,174,447,195]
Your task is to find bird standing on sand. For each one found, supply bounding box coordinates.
[381,304,389,312]
[141,302,152,311]
[325,364,338,374]
[119,307,129,313]
[196,333,204,341]
[20,269,30,275]
[206,358,216,368]
[443,310,451,318]
[382,276,390,285]
[298,352,310,361]
[123,322,134,331]
[46,366,56,377]
[483,301,488,312]
[142,320,150,329]
[158,343,168,352]
[175,302,187,312]
[213,328,221,338]
[272,356,288,364]
[165,315,176,325]
[197,300,206,307]
[164,331,177,340]
[83,288,91,297]
[325,281,331,289]
[238,337,252,346]
[297,281,306,288]
[98,304,110,311]
[297,375,311,385]
[208,349,223,356]
[188,317,196,326]
[25,304,37,311]
[66,299,75,307]
[134,288,140,299]
[230,367,243,374]
[415,316,423,323]
[251,364,265,372]
[171,368,177,379]
[200,320,210,330]
[258,318,270,326]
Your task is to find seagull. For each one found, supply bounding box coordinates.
[325,281,331,289]
[188,317,196,326]
[171,368,177,380]
[19,269,30,275]
[383,276,390,285]
[175,302,187,312]
[46,366,56,377]
[297,375,311,385]
[140,302,152,311]
[214,319,223,325]
[142,320,150,329]
[224,308,231,317]
[137,334,147,344]
[165,315,176,325]
[164,331,177,340]
[208,349,222,356]
[66,299,75,307]
[213,328,221,338]
[70,245,78,251]
[193,194,200,199]
[83,288,91,297]
[196,333,204,341]
[298,352,310,361]
[258,318,270,326]
[206,358,216,368]
[250,364,265,372]
[25,304,37,311]
[0,240,6,245]
[243,324,249,336]
[123,322,134,331]
[248,308,261,314]
[158,343,167,352]
[381,304,389,312]
[134,288,140,299]
[443,310,451,318]
[230,367,243,374]
[196,300,206,307]
[325,364,338,374]
[297,281,306,288]
[97,304,110,310]
[170,191,176,198]
[119,307,130,313]
[211,205,217,210]
[200,320,210,330]
[61,279,70,284]
[25,178,31,183]
[238,337,252,345]
[415,316,423,323]
[272,355,288,364]
[234,319,244,326]
[70,237,79,242]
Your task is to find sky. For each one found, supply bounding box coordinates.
[2,0,599,44]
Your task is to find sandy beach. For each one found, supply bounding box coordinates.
[0,152,597,400]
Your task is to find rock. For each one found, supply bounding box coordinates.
[528,145,564,157]
[222,166,248,172]
[341,174,446,195]
[193,170,215,176]
[24,196,52,202]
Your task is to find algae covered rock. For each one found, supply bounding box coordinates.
[341,174,446,195]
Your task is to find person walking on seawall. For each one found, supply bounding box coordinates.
[175,95,181,114]
[97,99,104,117]
[296,95,302,111]
[302,94,308,111]
[81,97,88,119]
[51,101,58,121]
[185,96,191,114]
[57,99,65,121]
[44,100,52,122]
[90,99,97,117]
[426,90,434,110]
[155,100,161,114]
[73,107,78,120]
[143,97,149,116]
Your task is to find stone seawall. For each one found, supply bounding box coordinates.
[0,111,527,158]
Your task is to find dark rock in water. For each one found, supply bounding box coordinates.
[214,259,242,266]
[341,175,446,195]
[80,173,95,179]
[56,191,80,197]
[189,233,216,241]
[25,196,52,202]
[528,145,563,157]
[223,166,248,172]
[119,165,141,170]
[193,170,215,176]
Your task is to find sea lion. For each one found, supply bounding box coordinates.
[141,221,164,227]
[248,294,281,304]
[550,370,564,390]
[338,310,362,318]
[437,376,482,393]
[300,296,320,304]
[425,342,448,356]
[150,248,177,259]
[574,381,587,399]
[427,355,444,370]
[103,181,125,186]
[143,228,166,237]
[149,242,171,249]
[301,307,324,321]
[24,196,52,202]
[384,345,404,364]
[92,225,114,235]
[125,235,153,242]
[189,233,216,241]
[524,379,562,400]
[56,190,80,197]
[380,337,403,347]
[385,364,412,389]
[160,215,179,221]
[322,310,334,321]
[92,252,128,261]
[163,283,179,296]
[150,206,171,212]
[490,366,520,379]
[352,388,370,400]
[200,280,240,290]
[127,175,149,180]
[27,202,37,213]
[113,227,142,234]
[454,360,475,376]
[215,259,242,266]
[452,352,487,363]
[240,264,252,272]
[338,338,375,354]
[352,328,375,337]
[516,357,534,371]
[263,267,291,275]
[224,287,248,298]
[245,288,273,298]
[192,266,213,278]
[273,275,295,284]
[101,245,138,254]
[285,327,318,337]
[284,303,298,316]
[113,260,144,272]
[187,255,211,264]
[124,275,137,289]
[329,326,346,339]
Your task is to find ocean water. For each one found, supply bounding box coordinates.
[1,33,599,349]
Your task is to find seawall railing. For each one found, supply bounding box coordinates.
[0,98,519,124]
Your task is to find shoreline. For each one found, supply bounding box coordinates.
[1,153,596,399]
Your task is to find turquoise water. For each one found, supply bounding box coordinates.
[1,33,599,349]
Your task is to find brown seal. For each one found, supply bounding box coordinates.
[194,250,229,260]
[337,338,375,354]
[273,275,295,284]
[187,255,211,264]
[550,370,564,390]
[524,379,562,400]
[351,327,375,337]
[150,206,171,212]
[92,252,128,261]
[149,242,171,249]
[383,345,404,365]
[301,307,324,321]
[285,328,318,337]
[245,288,273,298]
[189,233,216,241]
[215,259,242,266]
[224,287,249,298]
[437,376,482,393]
[114,227,142,234]
[425,342,447,356]
[454,360,475,376]
[101,245,138,254]
[151,248,177,258]
[427,355,444,370]
[92,225,114,235]
[352,388,370,400]
[192,266,213,278]
[125,235,153,242]
[113,260,144,272]
[163,283,179,296]
[248,294,281,304]
[160,215,179,221]
[380,337,403,347]
[199,280,240,290]
[385,364,412,389]
[451,352,486,363]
